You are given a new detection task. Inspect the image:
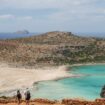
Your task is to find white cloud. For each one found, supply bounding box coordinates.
[0,0,65,9]
[0,0,105,32]
[17,16,33,20]
[0,14,15,19]
[0,0,105,19]
[0,0,97,10]
[0,14,33,20]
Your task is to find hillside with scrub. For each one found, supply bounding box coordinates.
[0,31,105,67]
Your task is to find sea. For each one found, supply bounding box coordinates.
[0,33,38,39]
[31,65,105,100]
[0,32,105,39]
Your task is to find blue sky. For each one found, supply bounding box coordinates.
[0,0,105,33]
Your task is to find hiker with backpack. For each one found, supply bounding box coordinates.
[24,89,31,105]
[16,90,22,105]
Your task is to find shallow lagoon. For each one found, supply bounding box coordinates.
[31,65,105,100]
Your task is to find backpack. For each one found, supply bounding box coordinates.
[100,85,105,98]
[26,91,31,99]
[17,93,22,99]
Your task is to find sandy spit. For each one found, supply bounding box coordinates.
[0,63,72,94]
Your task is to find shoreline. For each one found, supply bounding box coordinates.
[0,64,72,97]
[0,62,105,97]
[69,62,105,67]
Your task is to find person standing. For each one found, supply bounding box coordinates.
[24,89,31,105]
[16,90,22,105]
[100,85,105,98]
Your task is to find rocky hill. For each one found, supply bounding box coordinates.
[12,31,95,45]
[0,31,105,67]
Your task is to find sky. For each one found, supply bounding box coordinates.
[0,0,105,33]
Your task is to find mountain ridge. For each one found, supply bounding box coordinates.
[11,31,96,45]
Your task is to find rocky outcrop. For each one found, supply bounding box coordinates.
[33,98,57,104]
[62,99,105,105]
[0,98,105,105]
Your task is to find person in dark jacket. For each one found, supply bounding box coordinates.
[16,90,22,105]
[24,89,31,105]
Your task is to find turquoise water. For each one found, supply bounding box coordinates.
[31,65,105,100]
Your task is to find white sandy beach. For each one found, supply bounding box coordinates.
[0,63,72,94]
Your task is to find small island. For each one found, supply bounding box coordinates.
[14,30,29,34]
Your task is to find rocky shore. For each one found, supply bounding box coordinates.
[0,98,105,105]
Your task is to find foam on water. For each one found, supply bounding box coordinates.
[31,64,105,100]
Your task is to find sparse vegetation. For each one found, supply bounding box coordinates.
[0,31,105,67]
